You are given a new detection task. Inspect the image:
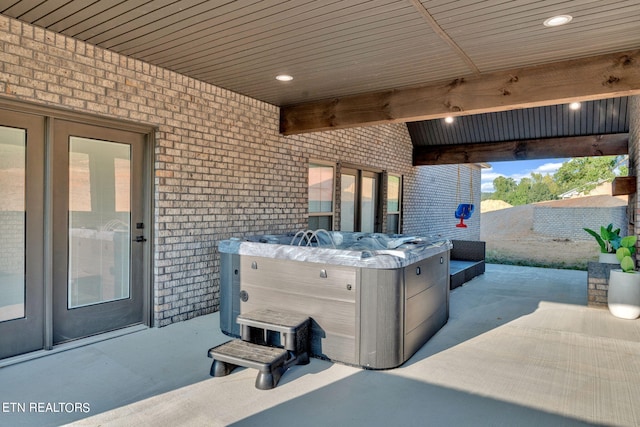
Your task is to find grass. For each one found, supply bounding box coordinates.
[485,249,589,271]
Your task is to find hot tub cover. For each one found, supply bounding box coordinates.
[218,232,452,269]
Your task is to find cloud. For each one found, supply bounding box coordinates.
[481,171,503,182]
[533,162,564,174]
[509,172,532,182]
[480,168,504,193]
[481,182,496,192]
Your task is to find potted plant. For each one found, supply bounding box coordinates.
[608,235,640,319]
[583,224,622,263]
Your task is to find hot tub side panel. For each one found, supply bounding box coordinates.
[403,252,450,361]
[359,268,404,369]
[219,253,241,337]
[239,256,360,366]
[358,252,450,370]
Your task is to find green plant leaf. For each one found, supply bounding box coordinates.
[611,236,622,251]
[584,228,607,253]
[621,235,638,249]
[616,247,631,262]
[621,255,636,273]
[600,226,612,240]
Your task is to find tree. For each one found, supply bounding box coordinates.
[510,177,531,205]
[528,173,557,203]
[487,155,620,206]
[492,176,517,202]
[490,173,558,206]
[554,156,617,194]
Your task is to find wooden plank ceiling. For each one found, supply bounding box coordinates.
[2,1,640,147]
[409,98,630,146]
[411,97,631,165]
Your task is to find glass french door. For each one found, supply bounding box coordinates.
[340,171,357,231]
[0,112,45,359]
[0,113,148,359]
[340,168,380,233]
[360,173,378,232]
[52,120,146,344]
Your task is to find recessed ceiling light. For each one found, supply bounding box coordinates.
[569,102,581,110]
[276,74,293,82]
[444,116,454,124]
[543,15,573,27]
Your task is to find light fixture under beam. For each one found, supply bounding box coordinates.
[276,74,293,82]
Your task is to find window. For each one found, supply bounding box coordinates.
[314,163,398,234]
[0,126,26,322]
[340,172,356,231]
[387,174,402,234]
[340,168,380,233]
[308,162,334,230]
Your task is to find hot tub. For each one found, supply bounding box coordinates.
[218,230,451,369]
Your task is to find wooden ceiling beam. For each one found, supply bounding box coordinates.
[280,49,640,135]
[412,134,629,166]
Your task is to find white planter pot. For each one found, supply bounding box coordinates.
[599,253,619,264]
[608,269,640,320]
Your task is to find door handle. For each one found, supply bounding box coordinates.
[134,235,147,242]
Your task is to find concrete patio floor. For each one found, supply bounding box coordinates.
[1,264,640,427]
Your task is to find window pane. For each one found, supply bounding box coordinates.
[361,176,376,233]
[387,175,400,212]
[114,158,130,212]
[309,215,332,231]
[0,127,26,322]
[340,174,356,232]
[68,137,131,308]
[309,164,333,213]
[387,214,399,234]
[69,152,91,211]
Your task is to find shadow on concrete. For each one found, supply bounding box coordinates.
[0,264,592,426]
[0,314,219,427]
[401,263,588,365]
[230,370,599,427]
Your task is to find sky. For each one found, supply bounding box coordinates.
[481,158,568,193]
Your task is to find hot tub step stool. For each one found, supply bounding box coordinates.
[208,340,290,390]
[208,309,310,390]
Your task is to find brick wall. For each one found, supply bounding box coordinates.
[404,164,481,241]
[0,16,478,326]
[533,206,627,240]
[587,262,615,307]
[586,96,639,307]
